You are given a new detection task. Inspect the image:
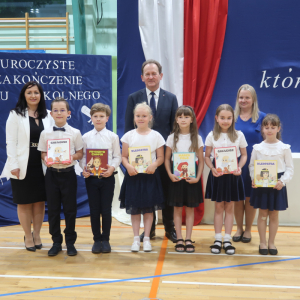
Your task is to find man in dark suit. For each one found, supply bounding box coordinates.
[124,59,178,242]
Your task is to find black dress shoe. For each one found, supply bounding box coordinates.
[241,236,251,243]
[268,248,278,255]
[102,241,111,253]
[67,244,77,256]
[232,232,244,242]
[165,229,177,242]
[48,243,62,256]
[92,241,102,254]
[32,232,42,249]
[140,230,155,242]
[259,246,268,255]
[24,236,36,252]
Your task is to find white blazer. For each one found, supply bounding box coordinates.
[1,109,54,180]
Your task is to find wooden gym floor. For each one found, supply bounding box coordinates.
[0,217,299,300]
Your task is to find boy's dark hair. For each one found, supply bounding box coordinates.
[90,103,111,117]
[51,97,69,110]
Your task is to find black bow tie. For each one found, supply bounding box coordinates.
[53,126,65,132]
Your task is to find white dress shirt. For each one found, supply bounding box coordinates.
[80,127,121,170]
[38,123,83,169]
[146,87,160,109]
[166,133,204,161]
[205,131,248,158]
[249,141,294,185]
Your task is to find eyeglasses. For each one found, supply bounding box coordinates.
[52,109,67,114]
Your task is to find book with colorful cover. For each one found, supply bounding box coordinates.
[254,160,278,187]
[47,138,71,165]
[214,146,238,174]
[86,149,108,176]
[128,146,152,173]
[173,152,196,179]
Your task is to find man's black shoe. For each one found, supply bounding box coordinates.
[92,241,102,254]
[102,241,111,253]
[165,229,177,242]
[67,244,77,256]
[139,230,155,242]
[48,243,62,256]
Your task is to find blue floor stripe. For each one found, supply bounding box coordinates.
[0,256,299,297]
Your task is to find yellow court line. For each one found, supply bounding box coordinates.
[148,236,169,299]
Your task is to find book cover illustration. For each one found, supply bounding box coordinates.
[47,138,71,165]
[173,152,196,179]
[128,146,152,173]
[254,160,278,187]
[86,149,108,176]
[214,146,238,174]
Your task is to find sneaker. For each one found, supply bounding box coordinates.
[131,240,140,252]
[92,241,102,254]
[143,240,152,252]
[66,244,77,256]
[48,243,62,256]
[102,241,111,253]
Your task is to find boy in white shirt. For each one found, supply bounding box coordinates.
[81,103,121,253]
[38,97,83,256]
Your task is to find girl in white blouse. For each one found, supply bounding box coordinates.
[120,102,165,252]
[165,106,204,253]
[249,114,294,256]
[205,104,247,255]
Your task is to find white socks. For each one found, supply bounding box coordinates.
[211,233,223,254]
[223,233,234,255]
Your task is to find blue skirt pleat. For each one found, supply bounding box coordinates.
[250,172,288,211]
[119,170,165,215]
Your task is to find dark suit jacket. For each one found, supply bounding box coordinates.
[124,88,178,140]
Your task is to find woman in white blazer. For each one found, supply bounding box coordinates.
[2,81,53,252]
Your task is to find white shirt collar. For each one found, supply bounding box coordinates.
[146,87,160,97]
[54,123,68,129]
[92,127,107,135]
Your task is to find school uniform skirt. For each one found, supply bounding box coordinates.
[119,170,165,215]
[205,160,245,202]
[250,172,288,211]
[168,165,203,207]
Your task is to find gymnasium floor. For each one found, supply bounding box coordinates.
[0,217,299,299]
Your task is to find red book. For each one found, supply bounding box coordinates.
[86,149,108,176]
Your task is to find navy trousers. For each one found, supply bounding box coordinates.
[85,175,115,242]
[45,168,77,245]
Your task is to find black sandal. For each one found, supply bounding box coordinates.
[210,240,222,254]
[185,239,195,253]
[173,239,185,252]
[223,241,236,255]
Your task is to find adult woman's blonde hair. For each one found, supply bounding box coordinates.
[234,84,260,123]
[213,104,238,143]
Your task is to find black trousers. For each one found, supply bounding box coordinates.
[45,168,77,245]
[85,175,115,242]
[151,163,174,232]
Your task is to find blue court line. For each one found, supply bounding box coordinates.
[0,256,299,297]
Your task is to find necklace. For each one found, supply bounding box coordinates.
[240,112,252,121]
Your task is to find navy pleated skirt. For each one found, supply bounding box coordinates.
[205,160,245,202]
[168,164,203,207]
[250,172,288,211]
[119,170,165,215]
